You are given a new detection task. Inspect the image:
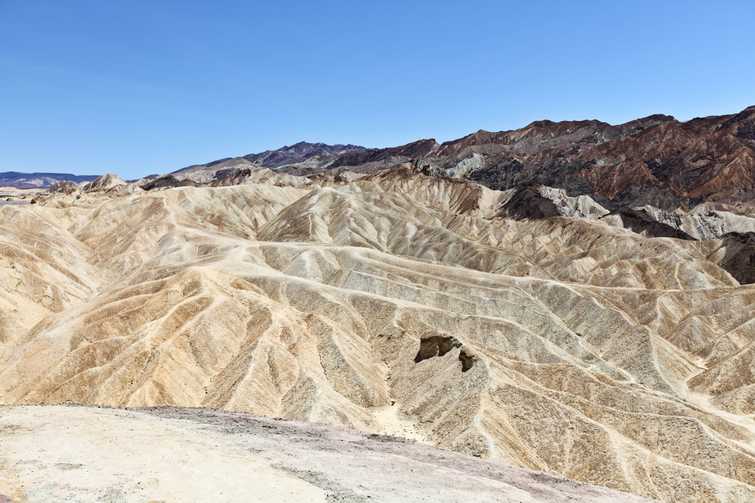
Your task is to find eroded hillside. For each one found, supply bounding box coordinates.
[1,171,754,503]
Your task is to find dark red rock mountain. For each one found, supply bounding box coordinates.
[322,106,754,209]
[328,139,439,170]
[418,106,755,209]
[242,141,364,168]
[180,106,755,210]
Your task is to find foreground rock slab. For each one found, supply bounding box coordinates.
[0,406,650,503]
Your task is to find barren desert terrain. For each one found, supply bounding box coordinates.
[0,405,653,502]
[0,164,753,502]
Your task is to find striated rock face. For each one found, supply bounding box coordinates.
[328,139,439,171]
[606,205,755,241]
[173,142,367,181]
[603,207,696,240]
[539,201,755,285]
[429,106,755,209]
[82,173,126,193]
[141,174,198,190]
[499,185,609,220]
[243,141,365,169]
[47,180,79,195]
[210,167,312,188]
[438,107,755,209]
[1,171,753,503]
[169,106,755,212]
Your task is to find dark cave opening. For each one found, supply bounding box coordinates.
[414,335,475,372]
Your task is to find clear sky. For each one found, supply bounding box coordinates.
[2,1,754,178]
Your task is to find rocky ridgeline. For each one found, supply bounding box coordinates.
[176,106,755,211]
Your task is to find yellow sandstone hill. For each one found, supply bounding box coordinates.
[0,171,753,502]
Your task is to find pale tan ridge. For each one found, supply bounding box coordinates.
[0,174,753,502]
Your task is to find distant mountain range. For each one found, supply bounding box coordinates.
[7,105,754,209]
[0,171,98,189]
[177,105,755,210]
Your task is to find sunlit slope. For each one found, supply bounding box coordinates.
[0,174,753,503]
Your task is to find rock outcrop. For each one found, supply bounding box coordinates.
[82,173,127,192]
[499,185,609,219]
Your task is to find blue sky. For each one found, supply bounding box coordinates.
[2,1,754,178]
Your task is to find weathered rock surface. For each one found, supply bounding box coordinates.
[427,106,755,210]
[141,174,198,190]
[82,173,127,193]
[189,106,755,210]
[602,204,755,241]
[0,406,651,503]
[174,142,366,182]
[499,185,609,219]
[0,171,753,503]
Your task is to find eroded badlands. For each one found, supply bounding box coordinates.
[0,171,753,502]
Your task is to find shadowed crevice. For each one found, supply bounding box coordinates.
[414,335,476,372]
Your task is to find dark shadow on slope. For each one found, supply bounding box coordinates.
[414,335,476,372]
[719,232,755,284]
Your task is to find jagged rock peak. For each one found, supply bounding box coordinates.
[83,173,126,192]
